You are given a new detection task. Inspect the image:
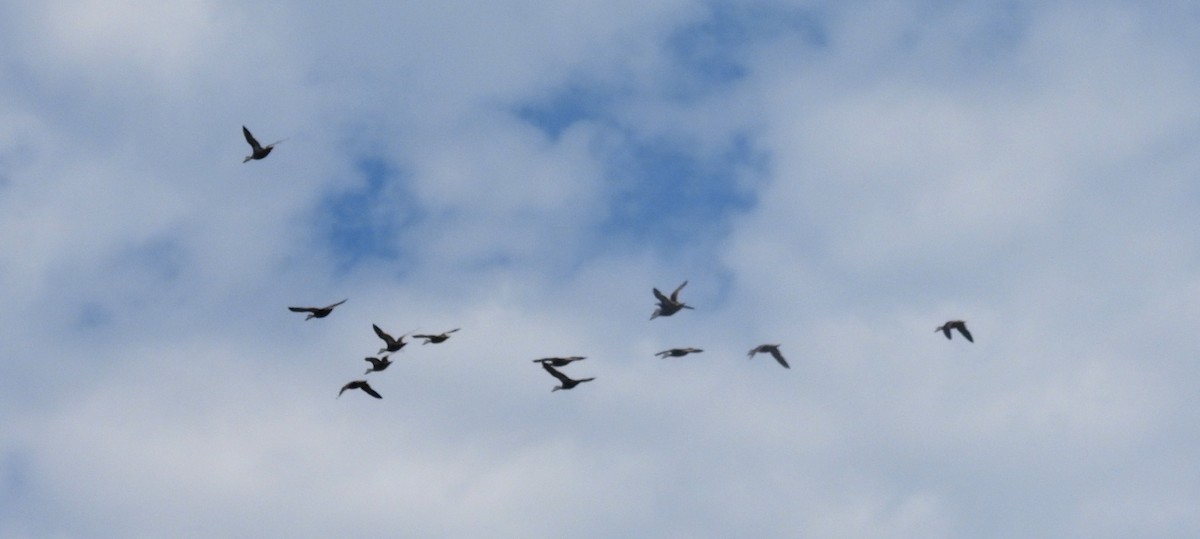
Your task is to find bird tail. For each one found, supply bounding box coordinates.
[242,156,253,163]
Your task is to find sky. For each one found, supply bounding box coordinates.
[2,0,1200,537]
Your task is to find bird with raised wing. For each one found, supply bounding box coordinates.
[338,380,382,399]
[541,362,594,392]
[936,320,973,342]
[748,344,789,369]
[655,347,703,358]
[363,356,392,375]
[413,328,460,345]
[242,125,286,162]
[373,324,413,354]
[650,280,693,320]
[287,299,347,320]
[532,356,586,367]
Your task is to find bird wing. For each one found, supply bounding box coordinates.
[652,287,671,304]
[288,306,315,313]
[956,324,974,342]
[359,383,383,399]
[412,334,434,340]
[446,328,460,334]
[322,299,348,310]
[768,348,790,368]
[373,324,395,345]
[670,280,688,301]
[243,126,263,151]
[541,363,574,385]
[941,325,952,339]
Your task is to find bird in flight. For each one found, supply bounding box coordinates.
[532,356,586,367]
[748,344,789,369]
[655,347,703,358]
[540,362,594,392]
[373,324,413,354]
[242,125,286,162]
[650,280,693,320]
[363,356,392,375]
[413,328,460,345]
[287,299,347,320]
[338,380,382,399]
[935,320,973,342]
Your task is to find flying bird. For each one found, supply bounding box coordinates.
[748,344,789,369]
[532,356,586,367]
[373,324,413,354]
[287,299,347,320]
[242,125,286,162]
[650,280,694,320]
[413,328,460,345]
[655,347,703,358]
[541,362,595,392]
[363,356,392,375]
[936,320,973,342]
[338,380,382,399]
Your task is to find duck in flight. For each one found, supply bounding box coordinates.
[532,356,586,367]
[936,320,973,342]
[748,344,790,369]
[338,380,382,399]
[540,362,594,392]
[650,280,693,320]
[373,324,413,354]
[242,125,286,162]
[413,328,460,345]
[287,299,347,320]
[363,356,392,375]
[655,347,703,358]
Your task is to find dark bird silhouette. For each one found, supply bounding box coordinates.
[748,344,790,368]
[413,328,460,345]
[651,280,694,320]
[363,356,392,375]
[541,362,595,392]
[242,125,286,162]
[373,324,413,354]
[287,299,347,320]
[936,320,973,342]
[655,347,703,358]
[338,380,382,399]
[532,356,586,367]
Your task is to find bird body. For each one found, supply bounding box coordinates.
[655,347,703,358]
[288,299,347,320]
[242,125,286,162]
[748,344,789,368]
[363,356,392,375]
[338,380,382,399]
[540,362,594,392]
[936,320,974,342]
[413,328,460,345]
[651,280,693,320]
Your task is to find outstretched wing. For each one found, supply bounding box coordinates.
[768,348,790,369]
[358,382,383,399]
[670,280,688,301]
[940,325,952,339]
[321,298,348,310]
[541,363,574,385]
[373,324,395,345]
[243,126,263,151]
[652,287,671,304]
[956,324,974,343]
[288,306,316,313]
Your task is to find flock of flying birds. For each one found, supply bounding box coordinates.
[246,125,974,400]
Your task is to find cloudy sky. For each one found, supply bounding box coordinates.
[2,0,1200,537]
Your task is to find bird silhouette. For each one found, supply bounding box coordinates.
[287,299,347,320]
[338,380,382,399]
[541,362,594,392]
[242,125,286,162]
[373,325,413,354]
[748,344,789,368]
[413,328,460,345]
[650,280,693,320]
[363,356,392,375]
[936,320,973,342]
[532,356,586,367]
[655,347,703,358]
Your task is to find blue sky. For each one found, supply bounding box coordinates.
[3,1,1200,537]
